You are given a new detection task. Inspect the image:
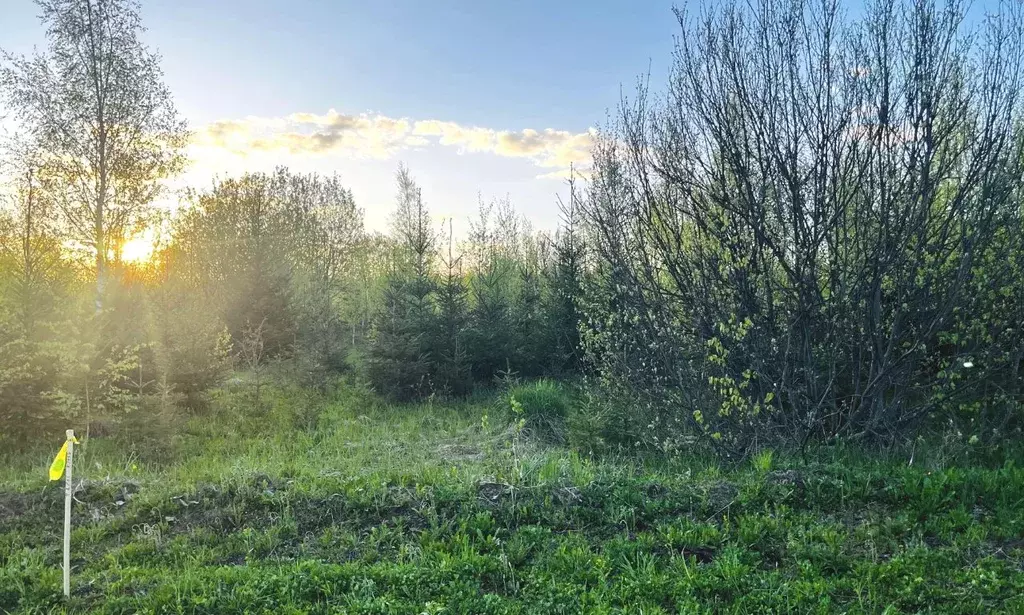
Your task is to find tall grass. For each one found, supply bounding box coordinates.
[2,380,1023,613]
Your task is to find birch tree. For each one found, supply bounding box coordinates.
[1,0,188,307]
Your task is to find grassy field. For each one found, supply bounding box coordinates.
[2,382,1024,614]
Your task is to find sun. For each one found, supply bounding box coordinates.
[121,236,156,263]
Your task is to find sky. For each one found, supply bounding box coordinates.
[1,0,680,235]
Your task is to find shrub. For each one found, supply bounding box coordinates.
[566,389,619,455]
[506,379,572,440]
[580,0,1024,456]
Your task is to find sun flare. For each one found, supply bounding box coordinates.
[120,236,156,263]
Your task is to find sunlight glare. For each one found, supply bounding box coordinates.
[121,236,156,263]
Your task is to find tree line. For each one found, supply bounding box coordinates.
[0,0,586,444]
[2,0,1023,457]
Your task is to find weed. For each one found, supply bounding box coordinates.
[753,449,774,474]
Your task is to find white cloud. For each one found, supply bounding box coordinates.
[192,110,595,175]
[412,119,496,153]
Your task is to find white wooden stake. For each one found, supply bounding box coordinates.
[63,429,74,598]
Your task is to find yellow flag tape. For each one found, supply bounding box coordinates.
[48,436,79,481]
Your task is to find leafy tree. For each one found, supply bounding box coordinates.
[0,0,188,306]
[174,170,298,357]
[285,173,364,384]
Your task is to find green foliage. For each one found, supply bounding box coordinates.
[580,0,1024,455]
[505,379,572,439]
[175,170,294,357]
[367,274,436,401]
[432,223,473,397]
[368,182,584,403]
[566,389,618,455]
[465,263,516,382]
[0,193,86,442]
[752,449,774,474]
[2,386,1024,613]
[368,166,440,400]
[464,201,520,384]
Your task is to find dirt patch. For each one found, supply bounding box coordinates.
[477,479,514,504]
[161,482,272,534]
[986,539,1024,562]
[766,470,804,488]
[553,485,583,506]
[437,443,485,463]
[707,480,739,512]
[645,482,668,498]
[77,478,141,505]
[0,491,34,523]
[681,546,716,564]
[376,503,428,532]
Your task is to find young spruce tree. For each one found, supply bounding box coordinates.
[368,165,437,400]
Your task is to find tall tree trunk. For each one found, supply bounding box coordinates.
[95,189,105,312]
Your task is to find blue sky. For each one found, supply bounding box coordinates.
[2,0,679,234]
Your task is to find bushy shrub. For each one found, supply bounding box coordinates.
[112,393,186,464]
[565,388,648,456]
[566,390,616,455]
[580,0,1024,455]
[505,379,572,440]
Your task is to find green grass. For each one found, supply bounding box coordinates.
[504,379,572,440]
[2,381,1024,614]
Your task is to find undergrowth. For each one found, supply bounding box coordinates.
[1,380,1023,614]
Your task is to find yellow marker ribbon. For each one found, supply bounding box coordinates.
[48,435,79,481]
